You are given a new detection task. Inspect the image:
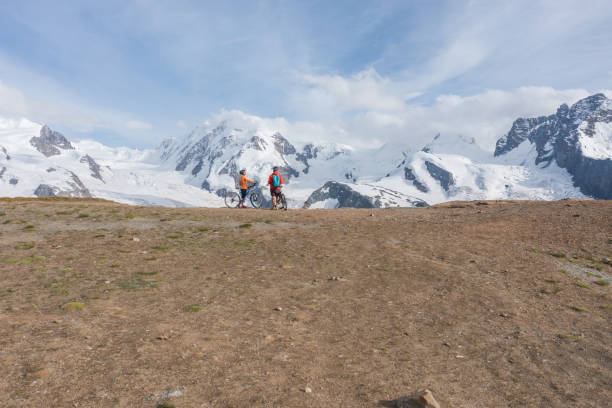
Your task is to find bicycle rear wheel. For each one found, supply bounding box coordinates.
[224,191,241,208]
[249,191,262,208]
[277,192,288,210]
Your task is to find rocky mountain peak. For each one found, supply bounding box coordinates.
[494,93,612,199]
[29,125,74,157]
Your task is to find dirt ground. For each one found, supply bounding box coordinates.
[0,197,610,407]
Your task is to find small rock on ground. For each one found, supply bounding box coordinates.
[380,389,440,408]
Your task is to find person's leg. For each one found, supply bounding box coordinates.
[270,190,276,208]
[273,190,279,208]
[240,189,247,207]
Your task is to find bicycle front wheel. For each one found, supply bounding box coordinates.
[249,191,262,208]
[225,191,241,208]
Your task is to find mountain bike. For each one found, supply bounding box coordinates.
[272,187,288,210]
[225,184,262,208]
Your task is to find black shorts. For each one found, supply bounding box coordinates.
[240,189,247,199]
[270,188,281,198]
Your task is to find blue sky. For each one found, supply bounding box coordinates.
[0,0,611,149]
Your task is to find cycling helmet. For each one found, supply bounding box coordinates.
[273,166,279,171]
[239,169,246,174]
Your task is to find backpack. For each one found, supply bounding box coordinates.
[272,174,280,187]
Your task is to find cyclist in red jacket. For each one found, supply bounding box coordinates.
[267,166,283,210]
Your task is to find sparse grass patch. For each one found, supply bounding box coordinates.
[151,246,169,252]
[94,234,105,238]
[23,225,36,232]
[575,282,590,289]
[110,264,121,268]
[122,214,136,220]
[570,306,590,313]
[6,255,46,265]
[2,219,10,224]
[16,242,35,250]
[239,223,252,229]
[157,402,176,408]
[560,334,581,341]
[602,304,612,310]
[560,269,569,275]
[197,227,209,232]
[78,213,89,218]
[137,270,159,276]
[549,251,565,258]
[144,256,158,261]
[184,305,203,312]
[61,302,85,311]
[585,262,603,271]
[569,258,582,265]
[117,277,159,290]
[580,248,591,254]
[167,233,181,239]
[594,280,609,286]
[0,211,5,216]
[587,271,603,278]
[61,267,72,272]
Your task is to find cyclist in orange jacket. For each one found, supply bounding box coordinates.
[267,166,283,210]
[238,169,256,208]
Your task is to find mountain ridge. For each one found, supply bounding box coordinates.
[0,94,610,207]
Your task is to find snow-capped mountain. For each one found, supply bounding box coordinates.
[494,93,612,199]
[0,118,222,207]
[0,94,610,208]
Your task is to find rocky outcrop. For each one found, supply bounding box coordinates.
[404,167,429,193]
[34,184,56,197]
[304,181,375,208]
[79,155,104,182]
[29,125,74,157]
[175,123,227,173]
[424,161,454,191]
[33,171,91,198]
[494,93,612,199]
[271,132,296,155]
[379,389,440,408]
[303,181,428,209]
[0,146,9,160]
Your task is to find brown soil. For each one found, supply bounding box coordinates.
[0,197,610,407]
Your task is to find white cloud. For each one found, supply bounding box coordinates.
[298,68,419,114]
[125,120,153,130]
[288,69,602,150]
[0,79,161,145]
[0,80,103,132]
[176,120,186,128]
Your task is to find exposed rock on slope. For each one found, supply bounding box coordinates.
[495,94,612,199]
[79,154,104,182]
[34,170,91,198]
[303,181,428,209]
[304,181,376,208]
[29,125,74,157]
[424,161,455,191]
